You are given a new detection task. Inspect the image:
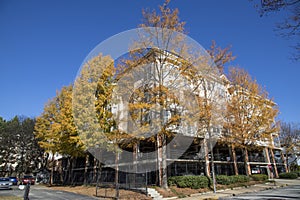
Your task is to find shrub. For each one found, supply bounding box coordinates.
[250,174,268,181]
[232,175,250,183]
[279,172,298,179]
[168,175,250,188]
[216,175,232,185]
[168,176,177,186]
[168,175,210,189]
[291,171,300,176]
[216,175,249,185]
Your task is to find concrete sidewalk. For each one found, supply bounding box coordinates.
[164,178,300,200]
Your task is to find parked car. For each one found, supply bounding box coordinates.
[0,177,12,189]
[251,167,261,174]
[9,177,18,185]
[21,176,35,185]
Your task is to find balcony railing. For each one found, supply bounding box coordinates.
[214,153,231,161]
[248,156,265,162]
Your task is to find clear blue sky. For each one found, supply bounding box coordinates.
[0,0,299,122]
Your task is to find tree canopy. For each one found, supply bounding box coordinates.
[222,67,279,148]
[0,116,44,176]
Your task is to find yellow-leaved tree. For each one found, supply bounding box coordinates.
[113,0,236,190]
[222,67,279,176]
[34,85,85,185]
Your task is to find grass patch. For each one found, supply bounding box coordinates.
[158,180,265,198]
[0,196,22,200]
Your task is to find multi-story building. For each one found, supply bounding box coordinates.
[50,48,287,187]
[96,48,287,186]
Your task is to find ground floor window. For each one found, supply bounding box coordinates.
[167,161,205,177]
[214,163,234,176]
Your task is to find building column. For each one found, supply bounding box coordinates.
[269,148,279,178]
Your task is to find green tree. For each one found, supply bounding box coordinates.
[0,116,43,177]
[0,117,16,176]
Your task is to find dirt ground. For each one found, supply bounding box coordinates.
[156,186,210,198]
[156,180,264,198]
[47,181,264,199]
[48,185,152,200]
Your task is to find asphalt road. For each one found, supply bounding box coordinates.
[221,184,300,200]
[0,185,98,200]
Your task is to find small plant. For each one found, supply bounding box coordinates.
[215,175,249,185]
[291,170,300,176]
[279,172,298,179]
[168,176,210,189]
[178,194,187,198]
[250,174,268,181]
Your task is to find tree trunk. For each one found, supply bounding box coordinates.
[50,155,54,185]
[95,160,102,197]
[243,148,250,176]
[156,134,161,186]
[269,148,279,178]
[230,144,238,175]
[84,154,89,185]
[203,138,210,177]
[43,152,49,170]
[264,147,271,163]
[285,152,289,172]
[162,134,168,189]
[67,157,73,185]
[63,157,70,185]
[59,159,63,184]
[93,158,97,183]
[71,158,76,185]
[208,132,216,194]
[157,134,168,188]
[280,150,288,172]
[132,142,139,187]
[115,151,119,200]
